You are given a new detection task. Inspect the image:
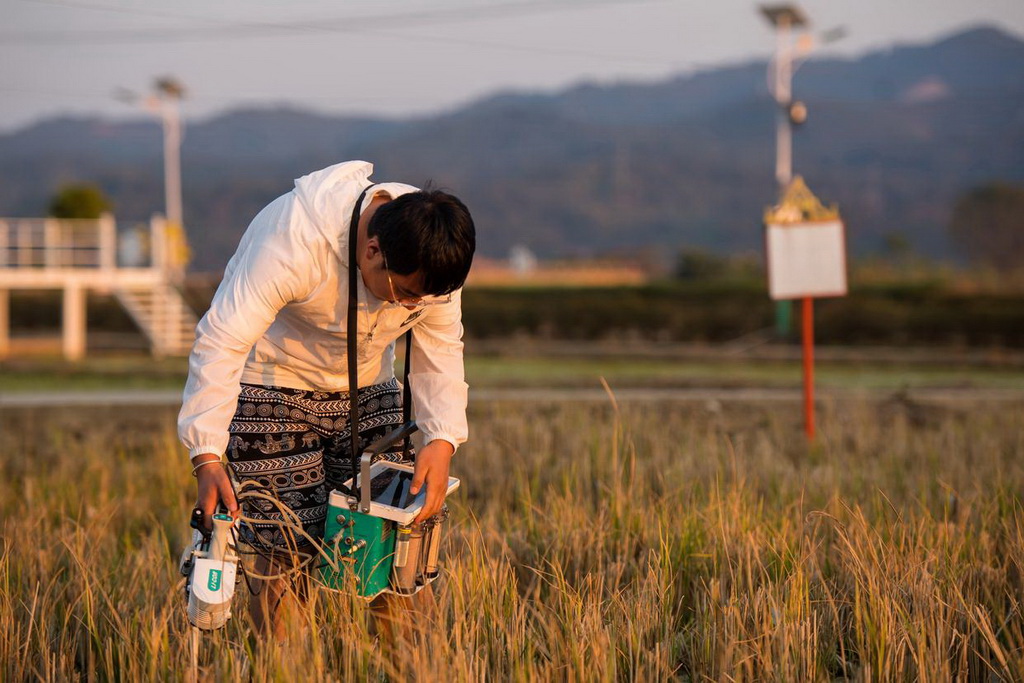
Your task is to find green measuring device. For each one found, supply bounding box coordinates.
[319,422,460,599]
[321,422,412,597]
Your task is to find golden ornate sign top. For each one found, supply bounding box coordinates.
[764,176,840,224]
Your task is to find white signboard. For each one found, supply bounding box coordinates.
[766,219,848,300]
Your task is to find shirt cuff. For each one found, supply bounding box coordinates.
[421,433,460,455]
[188,446,224,460]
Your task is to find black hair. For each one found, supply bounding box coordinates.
[367,189,476,296]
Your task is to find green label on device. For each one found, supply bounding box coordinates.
[208,569,222,591]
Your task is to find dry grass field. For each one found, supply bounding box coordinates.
[1,394,1023,680]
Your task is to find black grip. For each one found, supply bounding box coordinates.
[189,507,211,539]
[364,421,419,458]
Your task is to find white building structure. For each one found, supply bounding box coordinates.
[0,214,197,360]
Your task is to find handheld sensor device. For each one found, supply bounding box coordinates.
[320,421,460,599]
[182,507,239,630]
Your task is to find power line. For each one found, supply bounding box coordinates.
[3,0,686,69]
[327,26,684,68]
[3,0,671,46]
[0,84,439,111]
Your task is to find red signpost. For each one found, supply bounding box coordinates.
[764,177,847,441]
[801,297,814,439]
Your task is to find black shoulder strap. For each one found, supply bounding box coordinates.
[402,328,413,460]
[348,185,373,486]
[347,185,416,486]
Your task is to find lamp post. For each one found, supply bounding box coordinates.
[152,78,185,235]
[760,5,809,338]
[759,8,846,339]
[116,77,189,277]
[761,5,808,190]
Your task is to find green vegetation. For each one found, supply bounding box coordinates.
[0,356,187,392]
[461,283,1024,346]
[2,397,1023,678]
[7,274,1024,348]
[3,352,1023,395]
[47,183,113,219]
[465,355,1024,391]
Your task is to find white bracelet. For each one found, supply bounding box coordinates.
[191,458,223,477]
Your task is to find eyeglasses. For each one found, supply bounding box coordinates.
[381,251,453,307]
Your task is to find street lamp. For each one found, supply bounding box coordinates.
[760,6,847,196]
[152,77,185,235]
[115,77,189,277]
[758,5,844,337]
[760,5,809,337]
[760,4,808,191]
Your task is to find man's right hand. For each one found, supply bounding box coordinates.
[192,454,239,530]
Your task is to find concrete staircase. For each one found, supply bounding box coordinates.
[115,282,198,356]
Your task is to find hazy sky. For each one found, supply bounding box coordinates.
[2,0,1023,132]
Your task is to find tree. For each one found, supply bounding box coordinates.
[881,231,913,262]
[949,183,1024,272]
[675,248,728,281]
[48,183,113,219]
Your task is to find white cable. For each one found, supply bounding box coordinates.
[230,481,344,580]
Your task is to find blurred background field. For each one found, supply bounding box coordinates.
[2,394,1023,679]
[462,349,1024,392]
[6,267,1024,352]
[4,262,1024,398]
[2,342,1023,396]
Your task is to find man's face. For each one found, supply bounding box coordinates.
[361,238,427,310]
[379,264,429,311]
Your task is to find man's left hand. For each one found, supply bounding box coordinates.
[410,439,454,524]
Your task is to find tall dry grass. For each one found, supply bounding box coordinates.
[1,395,1022,680]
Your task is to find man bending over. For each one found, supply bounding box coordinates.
[178,160,475,636]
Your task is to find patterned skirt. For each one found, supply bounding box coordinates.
[226,379,413,550]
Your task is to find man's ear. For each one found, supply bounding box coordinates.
[364,236,382,263]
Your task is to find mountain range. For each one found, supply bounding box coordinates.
[1,25,1022,272]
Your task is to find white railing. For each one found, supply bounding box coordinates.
[0,213,194,359]
[0,214,164,271]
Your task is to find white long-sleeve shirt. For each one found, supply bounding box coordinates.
[178,160,469,459]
